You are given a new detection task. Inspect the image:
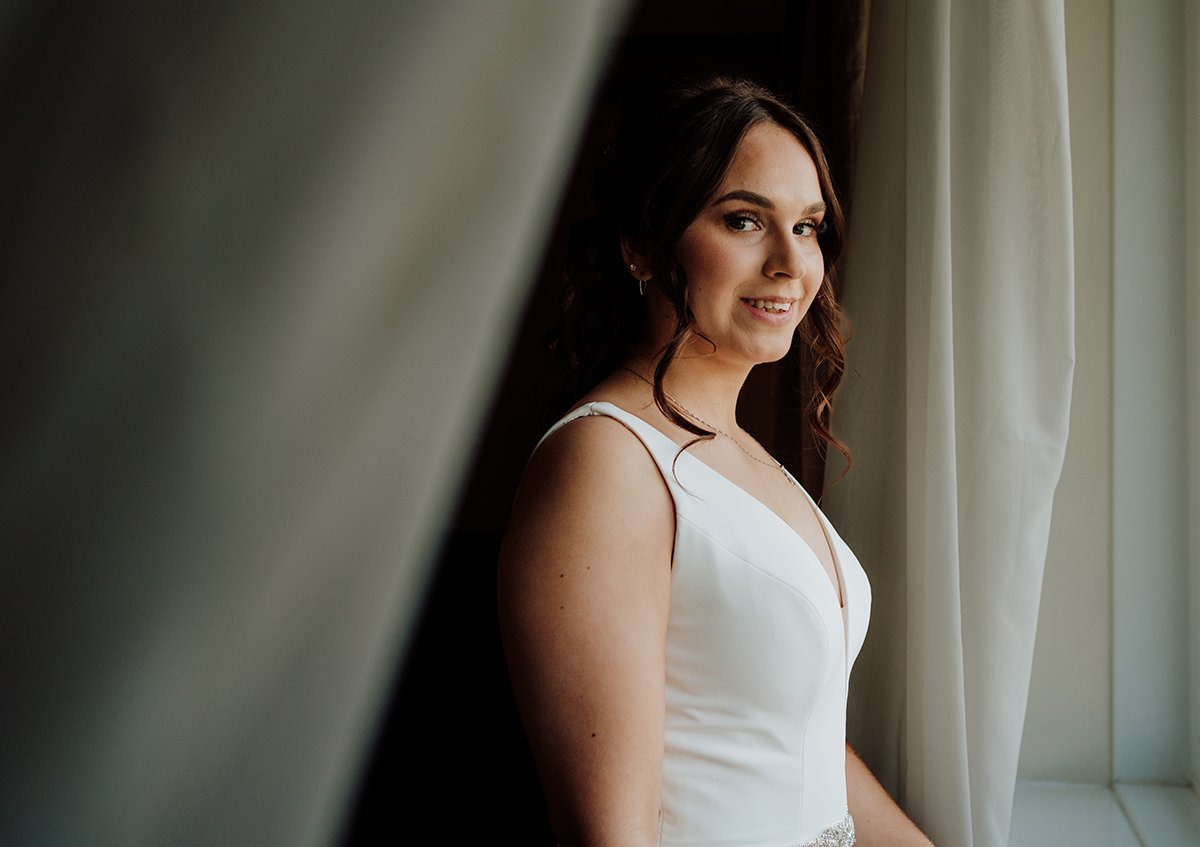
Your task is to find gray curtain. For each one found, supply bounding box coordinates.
[0,3,625,845]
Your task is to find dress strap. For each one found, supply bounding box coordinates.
[535,401,676,464]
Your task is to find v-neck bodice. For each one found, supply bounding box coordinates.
[682,443,848,610]
[536,401,872,846]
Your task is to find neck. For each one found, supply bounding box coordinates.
[624,346,751,433]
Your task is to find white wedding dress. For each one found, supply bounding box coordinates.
[537,401,871,847]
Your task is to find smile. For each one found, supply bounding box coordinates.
[742,299,793,314]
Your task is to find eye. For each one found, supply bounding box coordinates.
[796,219,828,238]
[723,211,763,232]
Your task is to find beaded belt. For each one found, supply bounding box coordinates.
[790,811,855,847]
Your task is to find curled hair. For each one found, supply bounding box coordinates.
[552,76,850,471]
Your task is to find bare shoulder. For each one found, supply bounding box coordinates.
[522,411,669,509]
[501,411,674,580]
[497,408,676,656]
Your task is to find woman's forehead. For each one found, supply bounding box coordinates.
[716,123,822,207]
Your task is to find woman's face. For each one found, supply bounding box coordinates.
[673,121,826,368]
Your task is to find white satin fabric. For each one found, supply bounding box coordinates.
[825,3,1075,847]
[540,402,871,847]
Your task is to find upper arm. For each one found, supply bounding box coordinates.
[497,417,675,846]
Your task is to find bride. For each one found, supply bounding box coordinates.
[498,77,933,847]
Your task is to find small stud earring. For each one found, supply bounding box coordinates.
[629,263,637,272]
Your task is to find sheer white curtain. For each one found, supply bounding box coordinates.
[823,3,1075,846]
[0,3,623,845]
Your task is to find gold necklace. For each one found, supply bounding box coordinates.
[618,365,798,487]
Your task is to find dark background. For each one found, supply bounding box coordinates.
[340,2,866,842]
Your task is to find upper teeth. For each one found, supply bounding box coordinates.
[749,299,791,313]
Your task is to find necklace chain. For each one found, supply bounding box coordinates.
[618,366,798,487]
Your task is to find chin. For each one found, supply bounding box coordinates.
[743,342,796,367]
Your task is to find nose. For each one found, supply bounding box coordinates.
[762,231,809,283]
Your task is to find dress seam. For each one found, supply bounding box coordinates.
[675,513,839,616]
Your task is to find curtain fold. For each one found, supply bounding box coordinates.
[0,3,624,845]
[825,3,1075,846]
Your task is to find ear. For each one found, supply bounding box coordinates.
[620,239,652,280]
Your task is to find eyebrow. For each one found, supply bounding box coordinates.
[711,189,826,216]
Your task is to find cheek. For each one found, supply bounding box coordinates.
[677,232,733,282]
[804,253,825,295]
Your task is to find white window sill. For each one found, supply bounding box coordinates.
[1010,780,1200,847]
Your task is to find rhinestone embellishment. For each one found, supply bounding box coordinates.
[790,811,855,847]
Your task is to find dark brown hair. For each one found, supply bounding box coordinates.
[554,76,850,470]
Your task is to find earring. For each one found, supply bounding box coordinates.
[629,263,647,296]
